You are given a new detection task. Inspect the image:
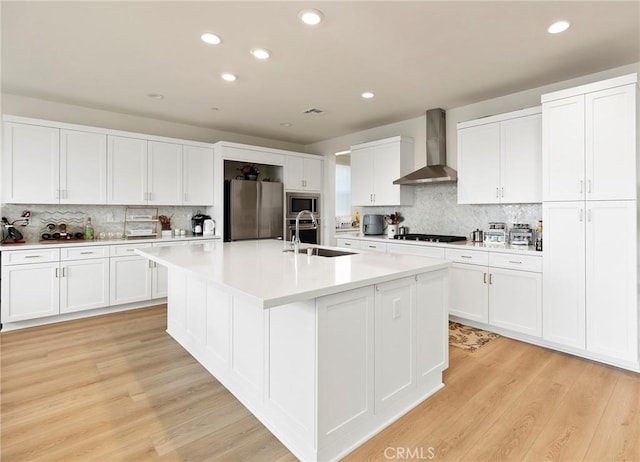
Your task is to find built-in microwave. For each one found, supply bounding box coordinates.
[286,192,320,219]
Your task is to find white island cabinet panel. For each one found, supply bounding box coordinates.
[138,241,448,462]
[374,277,415,412]
[318,287,374,439]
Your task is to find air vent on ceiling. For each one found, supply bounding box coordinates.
[303,108,324,114]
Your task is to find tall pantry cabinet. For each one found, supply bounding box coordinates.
[541,73,638,368]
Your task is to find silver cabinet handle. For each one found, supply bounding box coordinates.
[461,255,472,259]
[489,273,493,284]
[587,209,592,222]
[24,255,41,259]
[495,187,499,198]
[501,187,504,198]
[579,209,584,222]
[55,268,60,278]
[62,267,67,277]
[587,179,592,194]
[508,260,522,264]
[79,251,94,255]
[579,180,584,194]
[483,272,487,284]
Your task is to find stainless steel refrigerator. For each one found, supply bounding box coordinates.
[224,179,283,241]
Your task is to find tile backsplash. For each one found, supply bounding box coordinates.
[360,182,542,236]
[0,204,210,242]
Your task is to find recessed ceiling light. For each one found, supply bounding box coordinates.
[221,73,237,82]
[201,33,222,45]
[361,92,375,99]
[548,21,571,34]
[280,122,292,127]
[250,48,271,60]
[298,8,324,26]
[147,93,164,100]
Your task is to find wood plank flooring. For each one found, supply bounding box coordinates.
[1,305,638,461]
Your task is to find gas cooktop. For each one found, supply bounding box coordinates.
[393,233,467,243]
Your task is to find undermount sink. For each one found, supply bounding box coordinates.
[284,247,356,257]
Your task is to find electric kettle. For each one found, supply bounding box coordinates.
[203,219,215,236]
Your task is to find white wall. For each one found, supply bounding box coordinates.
[2,93,306,152]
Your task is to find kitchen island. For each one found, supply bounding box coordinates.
[136,239,450,461]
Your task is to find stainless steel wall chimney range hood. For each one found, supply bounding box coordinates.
[393,108,457,185]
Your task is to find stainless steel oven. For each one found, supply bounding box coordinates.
[286,219,321,245]
[286,192,320,220]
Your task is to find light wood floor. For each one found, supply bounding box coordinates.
[1,305,638,461]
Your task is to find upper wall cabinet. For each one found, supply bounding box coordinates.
[457,107,542,205]
[542,74,636,202]
[107,137,214,206]
[284,154,323,192]
[350,136,414,206]
[3,122,107,204]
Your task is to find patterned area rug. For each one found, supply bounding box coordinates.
[449,322,500,352]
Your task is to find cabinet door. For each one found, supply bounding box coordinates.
[109,255,152,304]
[372,143,402,206]
[60,129,107,204]
[284,155,305,190]
[350,147,374,205]
[416,270,448,381]
[374,277,415,412]
[107,135,148,205]
[3,122,59,204]
[183,145,214,205]
[585,84,636,201]
[500,114,542,203]
[457,122,501,204]
[585,201,637,362]
[489,268,542,337]
[542,96,585,201]
[148,141,182,205]
[448,263,489,323]
[303,157,323,191]
[542,202,586,348]
[60,258,110,313]
[1,262,59,322]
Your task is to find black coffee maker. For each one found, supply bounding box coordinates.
[191,211,211,236]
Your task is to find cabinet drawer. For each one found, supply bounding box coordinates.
[387,243,445,259]
[361,241,387,252]
[445,248,489,265]
[110,243,152,257]
[336,238,361,249]
[2,248,60,265]
[61,246,110,261]
[489,253,542,272]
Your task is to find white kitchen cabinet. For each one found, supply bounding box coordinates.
[457,107,541,204]
[183,145,214,205]
[109,243,153,304]
[448,262,489,323]
[2,122,60,204]
[335,238,361,249]
[387,242,445,259]
[107,135,148,205]
[1,260,60,322]
[151,241,188,298]
[374,277,415,412]
[542,75,636,201]
[60,129,107,204]
[285,155,322,192]
[350,136,413,206]
[147,141,182,205]
[60,258,110,314]
[543,200,637,363]
[1,246,109,321]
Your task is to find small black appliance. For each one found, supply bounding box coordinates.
[191,211,211,236]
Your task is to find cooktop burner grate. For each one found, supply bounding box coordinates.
[393,233,467,243]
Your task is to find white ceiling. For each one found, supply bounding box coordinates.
[2,1,639,145]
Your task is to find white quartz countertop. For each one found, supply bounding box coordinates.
[0,235,221,251]
[340,234,541,255]
[136,239,450,308]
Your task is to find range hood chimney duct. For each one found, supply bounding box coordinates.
[393,108,457,185]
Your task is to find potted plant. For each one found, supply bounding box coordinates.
[159,214,173,237]
[240,164,260,180]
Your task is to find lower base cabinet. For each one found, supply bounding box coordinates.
[60,258,110,314]
[1,261,60,322]
[448,262,489,323]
